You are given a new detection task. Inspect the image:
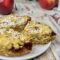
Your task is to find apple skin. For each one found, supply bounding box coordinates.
[39,0,58,10]
[0,0,14,15]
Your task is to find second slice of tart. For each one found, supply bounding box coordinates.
[24,21,56,44]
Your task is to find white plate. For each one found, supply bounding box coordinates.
[0,42,51,60]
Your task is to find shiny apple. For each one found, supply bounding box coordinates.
[39,0,58,10]
[0,0,14,15]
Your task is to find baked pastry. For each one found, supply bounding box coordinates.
[0,29,32,56]
[0,15,31,31]
[24,21,56,44]
[0,15,32,56]
[0,15,56,57]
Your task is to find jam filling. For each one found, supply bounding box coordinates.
[51,31,56,36]
[9,42,32,52]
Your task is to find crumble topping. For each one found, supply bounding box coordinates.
[0,15,31,29]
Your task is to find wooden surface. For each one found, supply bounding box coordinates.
[34,48,55,60]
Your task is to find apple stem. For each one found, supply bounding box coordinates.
[15,4,18,11]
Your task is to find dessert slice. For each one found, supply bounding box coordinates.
[0,29,32,56]
[24,21,56,44]
[0,15,31,31]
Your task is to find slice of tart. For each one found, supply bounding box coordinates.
[24,21,56,44]
[0,29,32,56]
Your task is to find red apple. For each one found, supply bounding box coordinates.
[0,0,14,15]
[39,0,58,10]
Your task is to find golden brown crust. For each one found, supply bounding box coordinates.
[0,47,31,56]
[0,42,32,56]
